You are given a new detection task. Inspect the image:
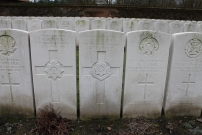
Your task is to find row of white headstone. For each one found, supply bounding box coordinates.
[0,17,202,34]
[0,29,202,120]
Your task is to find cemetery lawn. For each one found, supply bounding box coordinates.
[0,115,202,134]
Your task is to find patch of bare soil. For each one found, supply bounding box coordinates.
[1,106,202,135]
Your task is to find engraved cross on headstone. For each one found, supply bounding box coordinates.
[82,51,120,104]
[182,74,195,96]
[1,73,20,103]
[35,50,73,103]
[138,74,154,99]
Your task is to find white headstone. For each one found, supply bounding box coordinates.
[62,17,68,19]
[123,31,171,118]
[139,21,154,30]
[198,24,202,32]
[67,17,74,21]
[164,33,202,117]
[91,19,106,30]
[0,30,34,116]
[27,19,41,31]
[75,19,90,32]
[184,22,199,32]
[197,21,202,25]
[79,30,125,119]
[54,17,61,28]
[75,19,90,46]
[58,19,75,30]
[0,19,12,29]
[154,21,169,33]
[106,19,122,32]
[30,29,77,119]
[12,19,27,31]
[42,19,57,29]
[123,20,139,33]
[169,21,184,34]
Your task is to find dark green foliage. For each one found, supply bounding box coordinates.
[28,0,202,9]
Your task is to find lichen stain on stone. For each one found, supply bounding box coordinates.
[0,103,34,118]
[129,21,134,29]
[165,104,201,118]
[97,20,101,24]
[58,30,65,45]
[76,20,86,27]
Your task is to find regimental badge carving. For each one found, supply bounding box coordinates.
[173,24,179,32]
[111,21,117,29]
[188,25,194,31]
[76,20,85,27]
[44,60,64,80]
[46,21,53,28]
[139,37,159,55]
[91,62,111,81]
[143,23,149,29]
[0,35,16,56]
[185,38,202,58]
[31,21,37,29]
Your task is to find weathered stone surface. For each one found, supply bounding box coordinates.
[91,19,106,30]
[154,21,169,33]
[0,19,11,29]
[169,21,184,34]
[184,22,199,32]
[75,19,89,46]
[0,30,34,116]
[42,19,57,29]
[27,19,41,31]
[30,29,77,119]
[79,30,125,119]
[12,19,27,31]
[139,21,154,30]
[164,33,202,117]
[123,20,139,33]
[58,19,75,30]
[106,19,122,32]
[123,31,171,118]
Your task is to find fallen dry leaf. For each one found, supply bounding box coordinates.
[107,127,112,130]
